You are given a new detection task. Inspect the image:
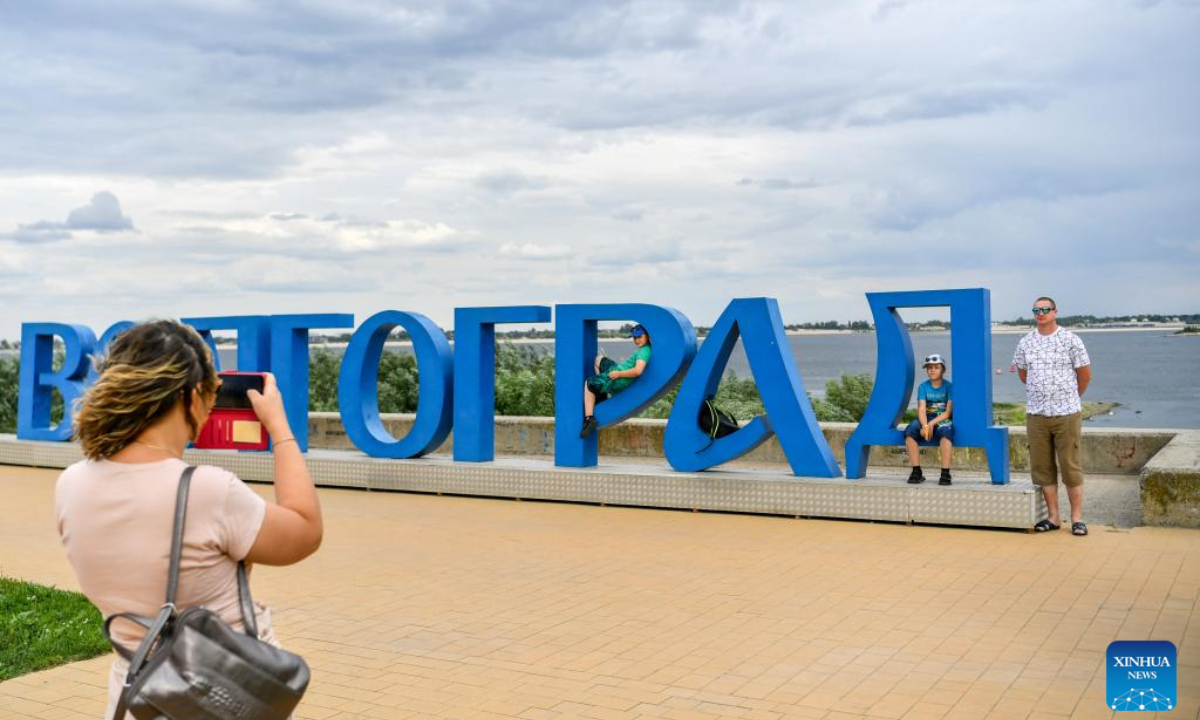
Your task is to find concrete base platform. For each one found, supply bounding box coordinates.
[0,435,1050,530]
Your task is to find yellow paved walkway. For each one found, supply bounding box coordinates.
[0,465,1197,720]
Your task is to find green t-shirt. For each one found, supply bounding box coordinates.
[608,345,652,393]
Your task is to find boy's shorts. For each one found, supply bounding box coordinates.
[903,419,954,442]
[586,357,618,397]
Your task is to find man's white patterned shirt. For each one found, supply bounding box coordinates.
[1012,328,1091,416]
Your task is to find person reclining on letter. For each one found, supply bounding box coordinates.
[580,324,652,438]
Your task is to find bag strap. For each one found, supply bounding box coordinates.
[162,466,257,637]
[111,465,195,720]
[102,613,153,661]
[164,465,194,606]
[699,398,718,453]
[237,561,258,638]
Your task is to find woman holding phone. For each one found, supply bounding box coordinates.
[54,319,323,719]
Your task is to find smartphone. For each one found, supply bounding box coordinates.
[215,372,265,410]
[194,372,269,450]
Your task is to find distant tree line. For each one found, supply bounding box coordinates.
[1002,313,1200,327]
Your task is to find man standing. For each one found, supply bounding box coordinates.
[1013,297,1092,535]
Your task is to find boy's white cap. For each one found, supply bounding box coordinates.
[923,353,946,368]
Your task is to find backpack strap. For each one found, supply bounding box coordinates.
[164,466,194,608]
[237,561,258,638]
[111,465,196,720]
[102,613,153,661]
[698,398,718,453]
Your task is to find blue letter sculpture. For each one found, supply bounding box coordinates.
[17,323,97,441]
[84,321,135,384]
[664,298,841,477]
[453,306,551,462]
[338,311,453,458]
[182,315,272,372]
[269,314,355,451]
[555,304,697,468]
[844,288,1010,484]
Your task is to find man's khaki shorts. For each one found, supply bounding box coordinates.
[1026,412,1084,488]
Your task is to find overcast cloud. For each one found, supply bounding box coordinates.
[0,0,1196,337]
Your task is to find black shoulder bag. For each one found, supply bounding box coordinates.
[104,466,310,720]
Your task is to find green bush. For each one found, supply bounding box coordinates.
[0,355,64,434]
[311,347,421,414]
[494,344,556,417]
[0,356,17,434]
[821,373,873,421]
[309,348,340,412]
[310,343,558,417]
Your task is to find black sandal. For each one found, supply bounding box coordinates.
[1072,522,1088,536]
[1034,519,1060,532]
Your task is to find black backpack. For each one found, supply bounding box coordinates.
[698,396,739,446]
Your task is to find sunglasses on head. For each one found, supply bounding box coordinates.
[1031,307,1055,315]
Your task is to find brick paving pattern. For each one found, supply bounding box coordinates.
[0,465,1197,719]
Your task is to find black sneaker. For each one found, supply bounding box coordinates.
[939,469,952,486]
[907,467,924,484]
[580,416,598,438]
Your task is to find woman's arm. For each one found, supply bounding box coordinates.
[244,374,324,566]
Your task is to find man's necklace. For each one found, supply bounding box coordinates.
[132,440,184,460]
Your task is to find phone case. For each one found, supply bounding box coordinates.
[194,374,270,451]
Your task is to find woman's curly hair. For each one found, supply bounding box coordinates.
[74,320,218,460]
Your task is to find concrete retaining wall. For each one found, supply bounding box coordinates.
[309,413,1174,476]
[1141,430,1200,528]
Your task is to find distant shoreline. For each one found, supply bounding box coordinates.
[283,324,1186,350]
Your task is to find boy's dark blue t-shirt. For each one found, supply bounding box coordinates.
[918,379,953,426]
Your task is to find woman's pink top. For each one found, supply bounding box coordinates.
[55,458,270,718]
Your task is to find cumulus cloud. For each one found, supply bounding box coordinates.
[4,191,135,243]
[66,191,135,231]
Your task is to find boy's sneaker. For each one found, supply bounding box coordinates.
[907,467,924,484]
[939,469,952,486]
[580,416,598,438]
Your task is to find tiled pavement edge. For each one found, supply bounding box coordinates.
[1,466,1197,720]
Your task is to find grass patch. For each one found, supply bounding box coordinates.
[992,401,1119,425]
[0,577,110,682]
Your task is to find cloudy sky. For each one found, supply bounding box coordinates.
[1,0,1197,339]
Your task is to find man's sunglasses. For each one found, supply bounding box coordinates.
[1031,307,1055,315]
